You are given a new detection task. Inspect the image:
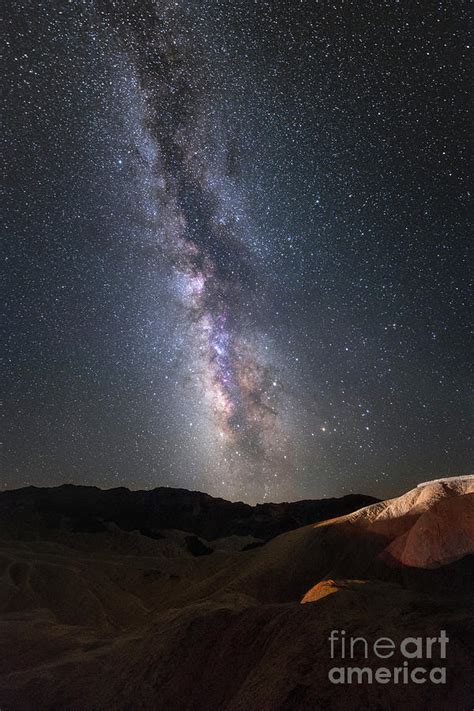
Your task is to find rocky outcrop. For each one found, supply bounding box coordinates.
[381,491,474,568]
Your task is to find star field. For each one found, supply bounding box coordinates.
[3,0,472,502]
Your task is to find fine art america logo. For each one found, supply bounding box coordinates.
[328,629,449,685]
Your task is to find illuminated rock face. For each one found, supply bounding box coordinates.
[343,476,474,569]
[318,476,474,570]
[381,492,474,568]
[350,475,474,537]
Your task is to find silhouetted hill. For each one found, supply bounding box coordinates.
[0,484,377,542]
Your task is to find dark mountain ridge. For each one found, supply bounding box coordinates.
[0,484,377,542]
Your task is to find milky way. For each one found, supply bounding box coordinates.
[3,0,472,502]
[97,1,291,500]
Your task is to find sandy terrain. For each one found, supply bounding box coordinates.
[0,478,472,710]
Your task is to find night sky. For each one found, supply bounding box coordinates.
[3,1,472,503]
